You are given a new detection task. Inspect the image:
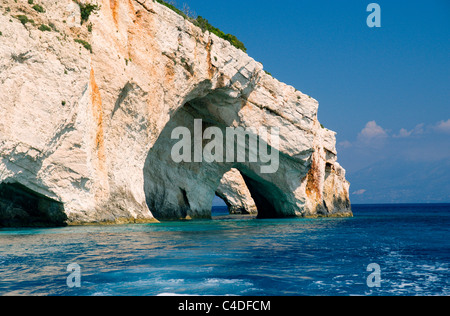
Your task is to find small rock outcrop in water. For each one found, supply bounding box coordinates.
[0,0,351,226]
[216,169,258,215]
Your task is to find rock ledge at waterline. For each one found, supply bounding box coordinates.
[0,0,352,226]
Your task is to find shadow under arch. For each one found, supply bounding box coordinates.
[143,88,298,221]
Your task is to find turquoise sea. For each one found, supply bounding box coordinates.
[0,204,449,296]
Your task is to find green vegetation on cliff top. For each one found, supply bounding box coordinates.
[156,0,247,53]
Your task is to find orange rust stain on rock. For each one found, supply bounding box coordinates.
[90,68,106,170]
[126,1,157,71]
[110,0,119,28]
[126,0,136,27]
[240,99,253,114]
[127,0,135,12]
[206,40,215,79]
[305,155,322,201]
[165,62,175,83]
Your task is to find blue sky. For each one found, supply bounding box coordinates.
[180,0,450,203]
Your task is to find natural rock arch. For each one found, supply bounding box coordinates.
[143,88,304,220]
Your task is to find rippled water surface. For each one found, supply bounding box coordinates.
[0,204,449,296]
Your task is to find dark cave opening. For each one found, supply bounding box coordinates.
[0,183,67,227]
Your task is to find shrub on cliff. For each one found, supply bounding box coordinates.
[16,15,33,26]
[194,16,247,52]
[156,1,247,53]
[38,24,52,32]
[74,1,99,24]
[156,0,188,19]
[32,4,45,13]
[75,38,92,53]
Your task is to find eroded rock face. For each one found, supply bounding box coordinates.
[0,0,351,225]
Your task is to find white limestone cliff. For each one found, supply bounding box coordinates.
[0,0,351,226]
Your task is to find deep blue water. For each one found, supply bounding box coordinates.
[0,204,449,296]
